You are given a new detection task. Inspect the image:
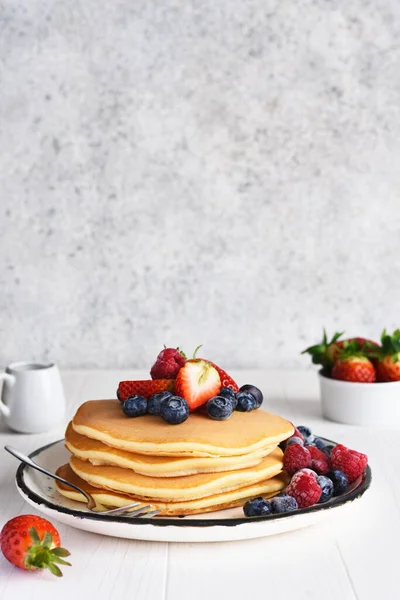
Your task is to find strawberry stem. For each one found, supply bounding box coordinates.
[192,345,203,359]
[24,527,71,577]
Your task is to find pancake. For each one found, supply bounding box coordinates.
[55,463,288,516]
[65,422,276,476]
[72,400,294,457]
[69,447,284,501]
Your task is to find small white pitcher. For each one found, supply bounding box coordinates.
[0,362,66,433]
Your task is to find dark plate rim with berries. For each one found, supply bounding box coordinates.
[16,437,371,529]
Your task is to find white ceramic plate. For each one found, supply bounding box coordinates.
[15,439,371,543]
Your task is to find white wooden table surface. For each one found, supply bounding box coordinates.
[0,369,395,600]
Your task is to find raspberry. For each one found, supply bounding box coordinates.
[308,446,330,475]
[283,444,311,475]
[286,470,322,508]
[150,348,186,380]
[330,444,368,483]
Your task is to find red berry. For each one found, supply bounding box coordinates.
[331,356,376,383]
[174,360,221,410]
[283,444,311,475]
[150,348,186,380]
[0,515,70,576]
[118,379,175,401]
[286,470,322,508]
[308,446,330,475]
[330,444,368,483]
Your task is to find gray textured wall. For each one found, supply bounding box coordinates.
[1,0,400,369]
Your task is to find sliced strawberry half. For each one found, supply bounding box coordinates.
[117,379,175,401]
[174,360,221,410]
[198,359,239,392]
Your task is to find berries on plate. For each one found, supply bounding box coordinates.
[148,391,173,415]
[0,515,71,577]
[174,359,221,410]
[317,475,334,503]
[286,469,322,508]
[243,497,272,517]
[239,384,263,408]
[150,347,187,380]
[308,446,330,475]
[270,495,298,513]
[236,391,256,412]
[118,379,175,401]
[283,444,311,475]
[160,396,189,424]
[330,444,368,483]
[206,396,234,421]
[122,395,147,417]
[326,469,349,496]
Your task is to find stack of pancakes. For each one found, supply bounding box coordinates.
[56,400,294,516]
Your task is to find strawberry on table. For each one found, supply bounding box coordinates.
[118,379,175,401]
[150,347,186,380]
[0,515,71,577]
[174,359,221,410]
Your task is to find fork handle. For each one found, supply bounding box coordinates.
[4,445,93,504]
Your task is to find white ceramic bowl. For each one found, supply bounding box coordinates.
[319,370,400,427]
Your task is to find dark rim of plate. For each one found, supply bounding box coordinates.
[15,437,372,528]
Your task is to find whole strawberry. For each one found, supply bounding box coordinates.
[331,341,376,383]
[150,347,186,380]
[302,330,379,368]
[286,470,322,508]
[330,444,368,483]
[0,515,71,577]
[375,329,400,382]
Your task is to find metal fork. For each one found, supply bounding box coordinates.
[5,445,161,518]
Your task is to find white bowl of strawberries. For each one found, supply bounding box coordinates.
[304,330,400,427]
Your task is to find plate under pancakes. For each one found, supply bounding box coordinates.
[65,422,276,477]
[72,400,294,457]
[55,463,289,516]
[69,448,284,501]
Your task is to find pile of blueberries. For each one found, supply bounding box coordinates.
[121,384,263,425]
[243,426,349,517]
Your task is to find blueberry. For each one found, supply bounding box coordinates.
[219,387,238,409]
[239,384,263,408]
[270,495,298,513]
[326,470,348,496]
[243,497,272,517]
[160,396,189,425]
[148,391,173,415]
[313,437,328,451]
[236,391,256,412]
[317,476,334,503]
[122,395,147,417]
[297,425,314,445]
[206,396,234,421]
[285,436,304,448]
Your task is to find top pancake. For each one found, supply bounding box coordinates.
[72,400,294,457]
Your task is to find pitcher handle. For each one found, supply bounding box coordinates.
[0,373,15,418]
